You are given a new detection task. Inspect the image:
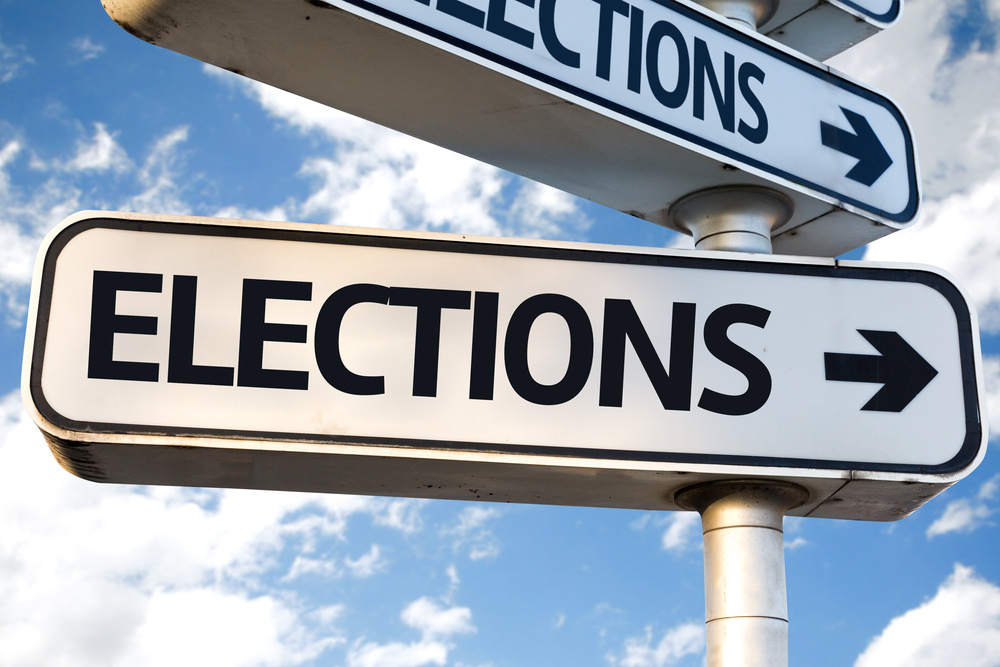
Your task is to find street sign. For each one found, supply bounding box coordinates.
[101,0,919,257]
[24,213,984,520]
[759,0,901,61]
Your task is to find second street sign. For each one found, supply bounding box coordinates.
[102,0,919,257]
[25,213,984,520]
[758,0,901,61]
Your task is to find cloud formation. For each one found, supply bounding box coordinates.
[607,622,704,667]
[855,564,1000,667]
[346,596,475,667]
[204,67,589,240]
[0,123,193,323]
[442,506,503,561]
[831,0,1000,200]
[0,391,444,667]
[60,123,130,174]
[863,169,1000,332]
[0,33,32,84]
[70,36,105,62]
[927,474,999,538]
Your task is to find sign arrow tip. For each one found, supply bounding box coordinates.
[821,107,893,187]
[824,330,937,413]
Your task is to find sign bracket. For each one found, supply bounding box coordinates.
[669,185,793,254]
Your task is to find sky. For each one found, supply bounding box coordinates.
[3,1,1000,666]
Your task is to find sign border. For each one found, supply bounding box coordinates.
[837,0,901,23]
[335,0,919,223]
[27,215,980,477]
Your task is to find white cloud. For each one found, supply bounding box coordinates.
[375,498,428,533]
[983,475,1000,500]
[830,2,1000,334]
[203,66,587,239]
[347,639,449,667]
[509,180,587,240]
[829,0,1000,199]
[784,516,808,550]
[855,564,1000,667]
[345,544,387,578]
[0,391,430,667]
[70,36,105,62]
[927,474,1000,538]
[443,506,502,561]
[631,511,702,554]
[985,356,1000,439]
[784,537,808,550]
[0,138,84,323]
[862,169,1000,332]
[401,597,475,639]
[0,123,196,325]
[0,33,32,84]
[112,589,341,667]
[60,123,130,174]
[284,555,340,581]
[0,190,41,285]
[607,622,705,667]
[347,596,475,667]
[661,512,701,554]
[297,147,505,235]
[927,499,992,539]
[123,126,192,215]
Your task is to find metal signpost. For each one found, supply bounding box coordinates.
[101,0,918,256]
[20,0,986,666]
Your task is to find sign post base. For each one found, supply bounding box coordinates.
[676,481,809,667]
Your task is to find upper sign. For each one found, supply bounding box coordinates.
[102,0,919,257]
[759,0,901,61]
[24,213,984,520]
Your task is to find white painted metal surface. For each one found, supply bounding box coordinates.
[101,0,918,257]
[22,213,985,519]
[758,0,901,61]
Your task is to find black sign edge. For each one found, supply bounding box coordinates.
[335,0,919,224]
[836,0,901,23]
[27,215,980,477]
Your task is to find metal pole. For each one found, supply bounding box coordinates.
[692,0,778,31]
[670,8,803,667]
[668,183,797,664]
[676,481,808,667]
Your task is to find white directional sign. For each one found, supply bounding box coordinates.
[24,213,984,520]
[102,0,919,257]
[759,0,901,61]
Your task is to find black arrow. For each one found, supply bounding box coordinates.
[824,330,937,412]
[820,107,893,187]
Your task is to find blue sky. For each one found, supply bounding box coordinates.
[3,1,1000,666]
